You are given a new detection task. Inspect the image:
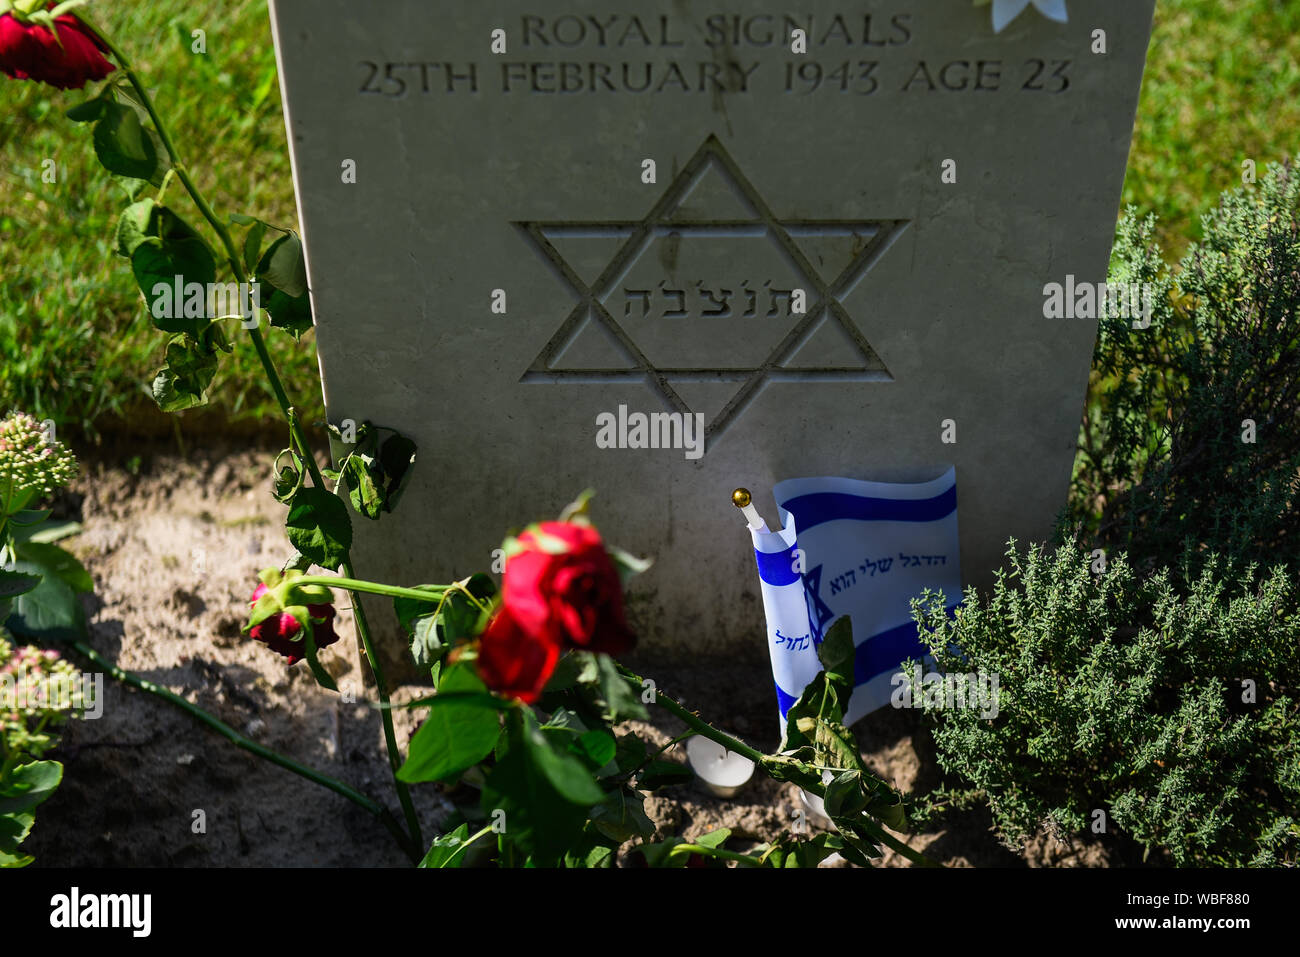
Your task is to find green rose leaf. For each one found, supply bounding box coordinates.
[92,100,164,183]
[594,653,648,723]
[571,729,617,770]
[114,198,156,259]
[525,716,605,806]
[395,575,493,669]
[262,287,312,337]
[284,486,352,571]
[633,837,693,868]
[611,733,647,775]
[111,174,147,202]
[588,788,655,844]
[65,97,105,124]
[865,789,910,833]
[633,828,732,868]
[637,759,694,791]
[257,233,308,298]
[339,428,419,520]
[563,833,616,869]
[771,832,866,869]
[376,434,417,511]
[607,543,653,585]
[695,827,731,849]
[818,615,857,686]
[540,650,585,694]
[242,220,268,277]
[151,333,220,412]
[823,770,868,820]
[780,619,857,757]
[398,664,503,784]
[780,681,823,754]
[482,709,604,865]
[299,617,337,692]
[131,209,218,337]
[392,584,448,633]
[341,453,384,520]
[273,465,300,503]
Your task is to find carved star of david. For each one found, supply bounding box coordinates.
[515,134,909,443]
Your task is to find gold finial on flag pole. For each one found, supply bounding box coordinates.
[732,488,768,532]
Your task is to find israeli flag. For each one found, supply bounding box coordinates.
[750,467,962,728]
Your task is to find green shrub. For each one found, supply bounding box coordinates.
[1071,159,1300,573]
[913,159,1300,867]
[912,547,1299,866]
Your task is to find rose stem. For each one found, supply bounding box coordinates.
[75,16,424,854]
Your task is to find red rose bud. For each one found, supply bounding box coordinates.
[502,521,635,657]
[476,608,563,704]
[247,582,339,665]
[0,10,114,90]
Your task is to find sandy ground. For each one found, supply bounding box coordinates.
[25,441,1113,868]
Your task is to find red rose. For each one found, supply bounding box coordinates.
[502,521,635,657]
[247,582,340,665]
[475,608,563,705]
[0,10,114,90]
[475,520,636,703]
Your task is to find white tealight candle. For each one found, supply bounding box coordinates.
[686,735,756,798]
[800,787,833,829]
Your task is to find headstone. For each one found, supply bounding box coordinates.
[268,0,1156,676]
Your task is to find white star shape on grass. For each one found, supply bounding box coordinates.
[976,0,1069,33]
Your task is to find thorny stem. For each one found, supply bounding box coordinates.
[76,17,423,855]
[340,558,423,851]
[292,576,451,606]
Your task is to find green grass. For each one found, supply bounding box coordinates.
[1,0,311,438]
[1,0,1299,438]
[1124,0,1300,253]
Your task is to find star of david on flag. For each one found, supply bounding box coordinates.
[750,468,963,728]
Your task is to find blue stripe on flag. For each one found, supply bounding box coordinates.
[754,546,800,586]
[851,604,962,687]
[780,484,957,533]
[775,683,799,718]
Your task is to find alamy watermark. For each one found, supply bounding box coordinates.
[0,669,103,719]
[890,665,1000,719]
[49,887,150,937]
[150,275,261,327]
[1043,275,1154,329]
[595,404,705,460]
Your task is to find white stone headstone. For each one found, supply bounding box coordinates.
[269,0,1155,671]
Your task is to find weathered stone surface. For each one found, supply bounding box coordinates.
[269,0,1155,672]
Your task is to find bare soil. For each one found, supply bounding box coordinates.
[26,441,1113,868]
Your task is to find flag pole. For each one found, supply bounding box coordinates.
[732,488,768,532]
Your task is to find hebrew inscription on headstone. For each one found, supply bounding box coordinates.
[269,0,1156,666]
